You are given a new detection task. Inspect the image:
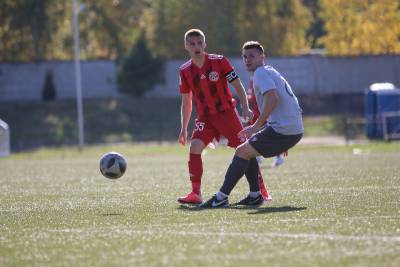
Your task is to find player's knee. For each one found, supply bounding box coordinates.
[235,143,252,160]
[190,139,205,154]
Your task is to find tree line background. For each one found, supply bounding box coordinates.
[1,0,399,62]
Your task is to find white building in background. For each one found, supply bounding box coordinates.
[0,56,399,101]
[0,119,10,157]
[0,60,119,102]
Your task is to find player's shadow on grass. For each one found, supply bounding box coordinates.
[238,206,307,215]
[102,213,124,216]
[178,205,204,211]
[178,205,306,214]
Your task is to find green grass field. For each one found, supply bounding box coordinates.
[1,142,400,266]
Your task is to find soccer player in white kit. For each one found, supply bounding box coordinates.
[201,41,304,208]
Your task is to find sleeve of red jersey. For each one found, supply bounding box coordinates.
[221,56,239,83]
[179,69,190,94]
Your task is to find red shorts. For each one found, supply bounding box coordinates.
[191,108,246,148]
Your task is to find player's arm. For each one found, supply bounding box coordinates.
[222,56,253,121]
[230,78,253,121]
[253,89,279,130]
[238,89,279,139]
[179,92,192,145]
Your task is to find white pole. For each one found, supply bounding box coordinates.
[72,0,84,149]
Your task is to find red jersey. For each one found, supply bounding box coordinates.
[179,53,239,117]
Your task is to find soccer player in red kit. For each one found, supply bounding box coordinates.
[178,29,270,204]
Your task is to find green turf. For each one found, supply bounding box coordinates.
[1,143,399,266]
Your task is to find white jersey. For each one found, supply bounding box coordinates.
[253,65,304,135]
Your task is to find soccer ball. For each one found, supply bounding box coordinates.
[99,152,127,179]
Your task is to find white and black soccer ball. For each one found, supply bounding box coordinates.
[99,152,127,179]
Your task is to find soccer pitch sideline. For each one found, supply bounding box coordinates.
[0,142,399,267]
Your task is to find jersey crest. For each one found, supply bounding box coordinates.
[208,71,219,82]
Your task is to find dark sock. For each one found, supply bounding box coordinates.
[220,155,249,195]
[244,158,261,192]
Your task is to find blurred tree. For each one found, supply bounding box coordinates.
[320,0,400,55]
[303,0,326,48]
[117,32,164,97]
[0,0,57,61]
[149,0,311,57]
[77,0,147,60]
[10,0,400,61]
[0,0,148,61]
[147,0,207,58]
[48,0,148,60]
[236,0,312,56]
[42,69,57,101]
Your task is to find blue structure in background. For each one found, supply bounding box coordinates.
[366,83,400,140]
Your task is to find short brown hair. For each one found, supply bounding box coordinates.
[242,41,264,54]
[184,29,206,42]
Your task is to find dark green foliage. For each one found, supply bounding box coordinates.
[0,0,56,61]
[117,33,164,97]
[42,70,57,101]
[0,98,183,150]
[303,0,326,48]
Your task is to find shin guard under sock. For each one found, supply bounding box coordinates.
[188,153,202,194]
[220,155,249,195]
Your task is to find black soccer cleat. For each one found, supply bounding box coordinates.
[200,195,229,208]
[234,194,264,206]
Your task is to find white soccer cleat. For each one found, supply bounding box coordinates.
[271,155,284,168]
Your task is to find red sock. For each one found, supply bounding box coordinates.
[258,169,270,199]
[188,153,202,195]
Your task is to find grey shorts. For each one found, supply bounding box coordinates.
[249,126,303,158]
